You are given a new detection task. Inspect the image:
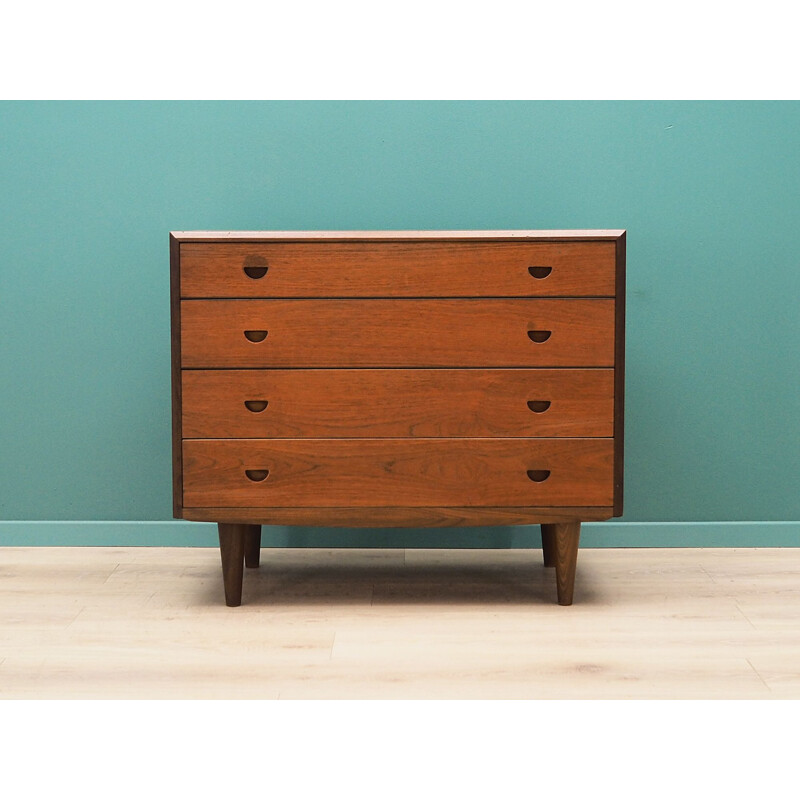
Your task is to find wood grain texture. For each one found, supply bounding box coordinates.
[614,231,626,516]
[553,522,581,605]
[180,299,615,368]
[244,525,261,568]
[181,506,614,526]
[541,524,558,567]
[182,438,614,508]
[181,368,615,438]
[170,233,183,518]
[218,523,246,606]
[5,547,799,699]
[179,241,616,298]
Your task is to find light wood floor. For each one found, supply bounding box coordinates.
[1,546,799,699]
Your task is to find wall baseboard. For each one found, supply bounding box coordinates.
[0,520,798,548]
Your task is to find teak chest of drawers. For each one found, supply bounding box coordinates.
[170,230,626,606]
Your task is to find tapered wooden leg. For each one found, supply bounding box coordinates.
[553,521,581,606]
[244,525,262,568]
[540,524,557,568]
[218,523,246,607]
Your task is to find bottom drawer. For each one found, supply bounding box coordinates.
[182,438,614,508]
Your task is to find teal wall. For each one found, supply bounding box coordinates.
[1,101,798,545]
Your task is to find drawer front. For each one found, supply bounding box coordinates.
[181,369,615,438]
[182,438,614,508]
[180,299,615,367]
[179,241,616,298]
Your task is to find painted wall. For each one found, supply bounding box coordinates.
[1,101,798,545]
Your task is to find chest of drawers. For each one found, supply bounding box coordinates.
[170,230,626,606]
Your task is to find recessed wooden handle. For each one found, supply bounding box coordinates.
[244,400,269,413]
[243,265,268,279]
[527,470,551,482]
[245,469,269,482]
[528,266,552,279]
[527,330,551,343]
[244,330,268,343]
[527,400,551,413]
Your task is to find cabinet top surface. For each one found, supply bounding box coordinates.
[171,230,626,242]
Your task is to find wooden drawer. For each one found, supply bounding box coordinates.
[180,299,615,367]
[182,438,614,508]
[179,241,616,298]
[181,368,615,438]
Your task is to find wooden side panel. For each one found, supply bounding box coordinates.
[181,368,615,438]
[180,241,617,298]
[170,234,183,518]
[182,438,614,508]
[613,231,626,516]
[180,299,615,368]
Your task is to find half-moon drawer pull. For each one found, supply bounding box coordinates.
[244,400,269,413]
[527,330,551,343]
[244,330,268,343]
[243,265,268,279]
[527,400,551,413]
[527,470,551,482]
[245,469,269,482]
[528,266,552,279]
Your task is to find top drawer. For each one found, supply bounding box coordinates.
[179,241,616,298]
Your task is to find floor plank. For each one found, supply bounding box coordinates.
[1,546,799,698]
